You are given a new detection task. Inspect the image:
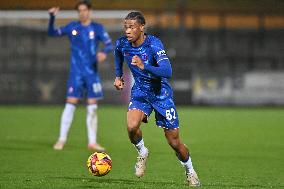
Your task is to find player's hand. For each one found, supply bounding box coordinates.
[97,52,107,63]
[131,55,144,70]
[113,77,124,90]
[48,7,60,16]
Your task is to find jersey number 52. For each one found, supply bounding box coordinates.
[166,108,177,121]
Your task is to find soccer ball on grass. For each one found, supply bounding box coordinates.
[86,152,112,176]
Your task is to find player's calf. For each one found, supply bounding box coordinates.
[164,129,201,186]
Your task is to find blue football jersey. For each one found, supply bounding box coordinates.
[115,35,173,99]
[115,35,179,129]
[48,15,113,76]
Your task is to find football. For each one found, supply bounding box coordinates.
[86,152,112,176]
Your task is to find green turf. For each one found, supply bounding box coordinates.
[0,106,283,189]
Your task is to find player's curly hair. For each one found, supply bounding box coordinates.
[75,0,92,10]
[125,11,146,25]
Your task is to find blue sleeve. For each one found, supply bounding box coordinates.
[144,38,172,78]
[144,59,172,78]
[48,13,70,37]
[98,25,113,54]
[114,40,124,77]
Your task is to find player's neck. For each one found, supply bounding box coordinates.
[132,33,146,47]
[81,19,91,26]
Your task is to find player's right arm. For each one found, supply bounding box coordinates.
[48,7,70,37]
[113,39,125,90]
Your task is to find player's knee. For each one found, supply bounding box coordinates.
[127,119,140,133]
[66,98,79,104]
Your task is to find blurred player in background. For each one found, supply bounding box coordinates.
[48,0,113,151]
[113,12,200,186]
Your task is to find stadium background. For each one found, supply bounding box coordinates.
[1,0,284,105]
[0,1,284,189]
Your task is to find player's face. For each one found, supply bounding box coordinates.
[77,4,91,23]
[124,19,144,43]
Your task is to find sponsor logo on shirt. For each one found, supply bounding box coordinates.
[157,50,166,56]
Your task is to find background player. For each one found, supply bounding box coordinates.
[113,12,200,186]
[48,0,113,151]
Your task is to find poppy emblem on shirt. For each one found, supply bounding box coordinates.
[72,30,78,36]
[89,31,95,39]
[141,53,148,61]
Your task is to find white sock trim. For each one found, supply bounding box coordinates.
[134,139,148,157]
[180,156,194,174]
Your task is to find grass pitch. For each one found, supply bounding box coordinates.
[0,106,283,189]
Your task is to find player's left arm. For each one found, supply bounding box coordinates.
[131,41,172,78]
[97,25,113,62]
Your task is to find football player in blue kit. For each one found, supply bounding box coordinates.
[113,12,200,186]
[48,0,113,151]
